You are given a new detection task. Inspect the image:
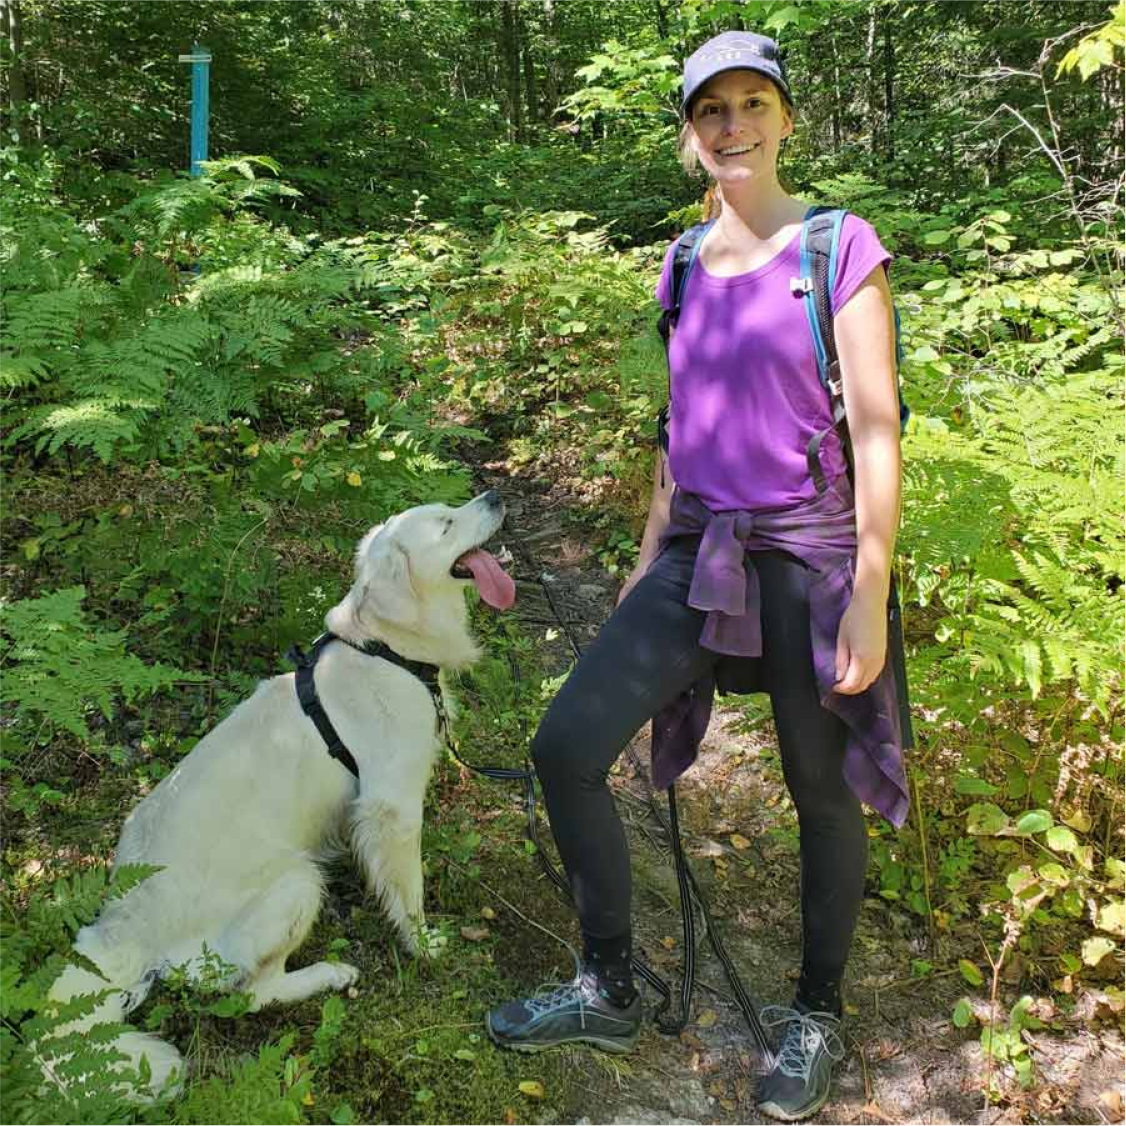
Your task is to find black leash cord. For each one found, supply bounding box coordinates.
[444,636,678,1030]
[534,574,772,1059]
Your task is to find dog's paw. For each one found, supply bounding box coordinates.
[329,962,360,990]
[410,924,448,960]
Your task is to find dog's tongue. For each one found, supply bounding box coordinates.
[459,548,516,610]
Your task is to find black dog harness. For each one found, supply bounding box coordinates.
[286,632,445,778]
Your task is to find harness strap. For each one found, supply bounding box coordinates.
[287,632,445,779]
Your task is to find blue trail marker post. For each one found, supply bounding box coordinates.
[177,43,211,177]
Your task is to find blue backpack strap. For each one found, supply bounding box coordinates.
[798,206,849,492]
[657,220,714,460]
[657,220,714,347]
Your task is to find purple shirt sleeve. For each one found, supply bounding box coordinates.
[830,213,892,316]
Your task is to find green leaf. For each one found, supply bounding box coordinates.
[955,775,998,796]
[1015,810,1053,836]
[1098,899,1125,935]
[952,998,974,1028]
[1007,865,1037,896]
[1081,937,1115,966]
[910,345,941,362]
[765,5,802,31]
[967,803,1009,836]
[1037,862,1069,886]
[959,959,984,986]
[923,230,953,245]
[1046,826,1078,853]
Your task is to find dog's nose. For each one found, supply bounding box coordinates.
[481,489,502,509]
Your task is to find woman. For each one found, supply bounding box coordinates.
[487,31,909,1122]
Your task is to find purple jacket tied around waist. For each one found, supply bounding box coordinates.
[650,479,910,828]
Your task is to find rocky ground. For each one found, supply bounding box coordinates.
[467,449,1126,1126]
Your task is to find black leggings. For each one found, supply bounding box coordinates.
[532,537,868,995]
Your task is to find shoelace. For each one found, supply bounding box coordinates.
[761,1006,845,1080]
[523,974,599,1028]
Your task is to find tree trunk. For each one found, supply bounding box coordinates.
[883,12,894,163]
[654,0,668,40]
[2,0,27,142]
[500,0,523,142]
[866,5,878,159]
[521,7,537,125]
[830,27,842,155]
[542,0,559,120]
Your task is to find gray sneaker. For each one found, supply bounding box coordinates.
[757,1004,846,1122]
[486,969,641,1054]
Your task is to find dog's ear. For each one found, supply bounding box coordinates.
[355,533,419,629]
[326,523,419,636]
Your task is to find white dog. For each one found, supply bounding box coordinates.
[44,490,515,1097]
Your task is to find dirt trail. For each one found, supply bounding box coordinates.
[468,449,1124,1126]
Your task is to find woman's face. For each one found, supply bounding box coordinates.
[689,70,793,186]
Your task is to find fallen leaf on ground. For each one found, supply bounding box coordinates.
[518,1081,545,1099]
[697,1008,718,1028]
[860,1103,896,1121]
[460,925,490,942]
[1099,1089,1124,1119]
[730,833,751,850]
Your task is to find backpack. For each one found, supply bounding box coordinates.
[655,206,910,493]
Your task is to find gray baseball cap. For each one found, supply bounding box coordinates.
[681,31,793,116]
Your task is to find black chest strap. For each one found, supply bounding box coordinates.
[286,632,444,779]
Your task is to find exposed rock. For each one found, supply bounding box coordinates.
[603,1107,698,1126]
[665,1077,713,1120]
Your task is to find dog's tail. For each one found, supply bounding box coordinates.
[42,948,184,1103]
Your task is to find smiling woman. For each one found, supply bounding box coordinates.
[678,71,792,183]
[488,29,908,1124]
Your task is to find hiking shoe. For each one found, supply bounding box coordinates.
[486,969,642,1054]
[757,1004,846,1122]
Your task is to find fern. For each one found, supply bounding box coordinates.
[0,586,204,743]
[0,353,50,391]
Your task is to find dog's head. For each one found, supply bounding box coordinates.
[326,491,514,652]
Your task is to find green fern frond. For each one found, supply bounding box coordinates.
[0,353,50,390]
[0,586,205,742]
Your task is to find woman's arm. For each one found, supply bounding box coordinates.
[832,265,902,694]
[618,448,675,605]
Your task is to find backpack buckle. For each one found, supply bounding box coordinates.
[790,276,813,296]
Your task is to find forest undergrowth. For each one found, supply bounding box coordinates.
[2,3,1123,1123]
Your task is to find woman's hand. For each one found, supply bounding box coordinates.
[834,589,888,695]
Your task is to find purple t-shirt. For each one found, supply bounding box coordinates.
[656,213,891,512]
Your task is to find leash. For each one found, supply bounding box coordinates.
[533,575,772,1059]
[287,603,771,1057]
[442,630,683,1036]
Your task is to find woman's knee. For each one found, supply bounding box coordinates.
[531,700,613,792]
